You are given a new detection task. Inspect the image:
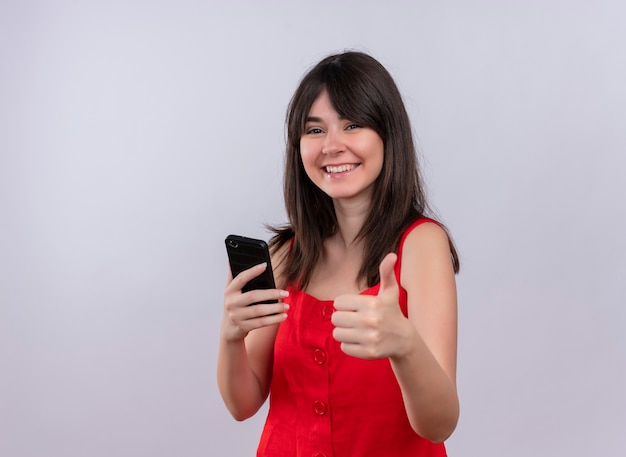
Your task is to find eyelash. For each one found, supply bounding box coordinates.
[305,124,361,135]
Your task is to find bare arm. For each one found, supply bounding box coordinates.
[216,245,290,421]
[391,222,459,442]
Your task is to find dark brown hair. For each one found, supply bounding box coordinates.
[270,51,459,288]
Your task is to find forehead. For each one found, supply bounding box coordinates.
[306,90,339,118]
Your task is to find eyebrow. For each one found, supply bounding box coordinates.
[305,115,347,122]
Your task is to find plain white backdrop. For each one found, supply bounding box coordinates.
[1,1,625,456]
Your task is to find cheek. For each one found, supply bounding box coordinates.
[356,132,384,159]
[299,140,317,170]
[368,138,385,172]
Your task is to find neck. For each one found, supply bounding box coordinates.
[332,196,371,249]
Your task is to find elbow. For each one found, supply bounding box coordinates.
[231,412,252,422]
[409,401,460,444]
[226,403,260,422]
[217,378,267,422]
[412,418,458,444]
[424,429,455,445]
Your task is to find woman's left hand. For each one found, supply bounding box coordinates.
[331,253,415,360]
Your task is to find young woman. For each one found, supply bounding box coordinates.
[218,51,460,456]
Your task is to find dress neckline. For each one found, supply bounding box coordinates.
[290,284,380,303]
[285,218,433,304]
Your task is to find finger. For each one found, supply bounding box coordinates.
[227,262,269,292]
[333,293,366,312]
[331,309,359,328]
[225,283,288,312]
[226,287,288,310]
[241,288,289,307]
[238,301,290,321]
[378,253,398,297]
[340,342,380,360]
[332,327,362,344]
[333,332,384,360]
[224,304,288,339]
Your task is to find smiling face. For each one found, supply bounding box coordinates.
[299,90,384,204]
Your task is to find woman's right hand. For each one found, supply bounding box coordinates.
[221,262,289,342]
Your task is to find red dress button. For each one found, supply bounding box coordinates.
[321,305,333,320]
[313,348,326,365]
[313,401,327,415]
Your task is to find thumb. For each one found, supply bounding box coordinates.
[378,252,399,297]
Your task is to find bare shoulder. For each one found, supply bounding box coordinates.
[400,222,456,312]
[401,221,453,268]
[400,220,456,287]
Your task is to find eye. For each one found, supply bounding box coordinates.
[305,127,323,135]
[345,123,361,130]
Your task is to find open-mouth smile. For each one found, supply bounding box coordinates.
[324,164,359,174]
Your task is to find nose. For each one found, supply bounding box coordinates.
[321,129,344,155]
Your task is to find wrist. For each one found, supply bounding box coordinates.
[390,318,418,361]
[220,319,248,343]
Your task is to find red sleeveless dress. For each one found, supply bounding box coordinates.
[257,219,448,456]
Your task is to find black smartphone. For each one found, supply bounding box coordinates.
[225,234,277,304]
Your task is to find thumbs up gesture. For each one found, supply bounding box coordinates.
[332,253,414,360]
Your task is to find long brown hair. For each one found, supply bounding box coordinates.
[270,51,459,288]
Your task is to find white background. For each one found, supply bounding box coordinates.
[1,1,625,456]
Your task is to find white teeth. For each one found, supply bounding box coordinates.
[325,164,356,174]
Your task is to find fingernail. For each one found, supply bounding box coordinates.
[283,304,290,310]
[280,290,289,297]
[257,262,267,269]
